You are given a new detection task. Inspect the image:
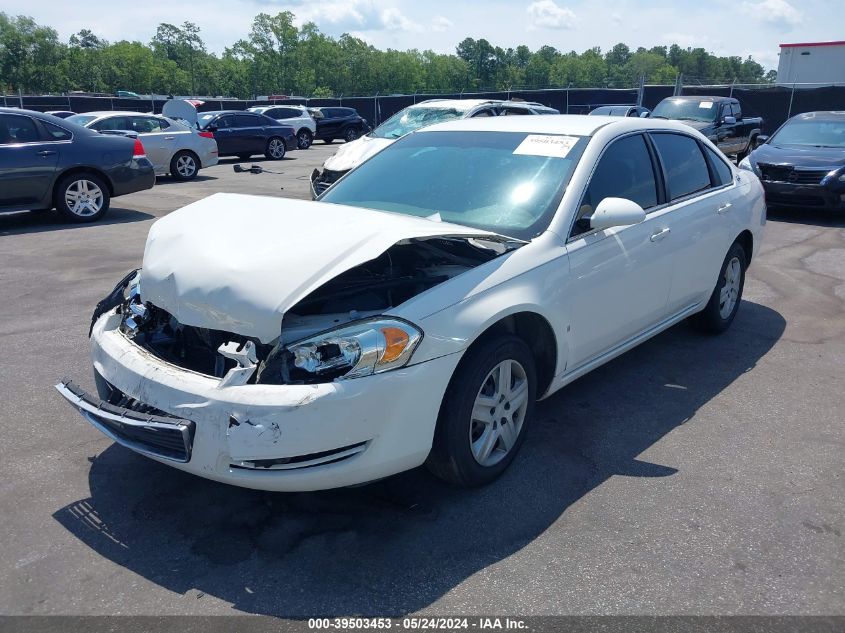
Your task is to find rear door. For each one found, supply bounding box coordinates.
[0,113,61,206]
[565,133,674,369]
[235,114,266,153]
[129,116,171,172]
[649,132,736,312]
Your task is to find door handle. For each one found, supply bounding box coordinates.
[37,150,56,157]
[163,136,175,140]
[650,227,671,242]
[717,202,733,214]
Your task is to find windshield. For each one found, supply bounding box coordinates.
[65,114,97,127]
[371,106,471,139]
[652,99,718,122]
[771,118,845,148]
[321,130,588,240]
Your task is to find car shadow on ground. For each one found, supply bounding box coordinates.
[0,208,155,236]
[154,175,218,185]
[218,156,297,164]
[767,207,845,228]
[53,301,785,616]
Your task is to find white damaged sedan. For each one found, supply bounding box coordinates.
[57,115,765,491]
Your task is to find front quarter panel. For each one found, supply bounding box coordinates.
[392,232,571,389]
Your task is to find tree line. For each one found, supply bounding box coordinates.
[0,11,776,98]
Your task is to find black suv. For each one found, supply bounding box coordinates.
[307,107,369,144]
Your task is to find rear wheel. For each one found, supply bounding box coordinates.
[265,137,286,160]
[170,150,199,181]
[427,335,536,487]
[297,128,313,149]
[690,241,747,333]
[55,173,110,223]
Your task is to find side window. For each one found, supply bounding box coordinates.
[0,114,40,144]
[704,145,733,187]
[41,120,73,141]
[92,117,128,132]
[651,133,711,201]
[471,109,494,118]
[503,107,530,116]
[216,115,233,129]
[235,114,258,127]
[731,103,742,119]
[572,134,658,237]
[130,117,162,133]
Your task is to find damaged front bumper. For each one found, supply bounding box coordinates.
[55,309,461,491]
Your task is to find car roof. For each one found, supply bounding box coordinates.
[72,111,159,118]
[664,95,735,103]
[792,110,845,121]
[419,114,699,137]
[414,99,499,110]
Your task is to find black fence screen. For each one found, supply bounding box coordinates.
[5,85,844,134]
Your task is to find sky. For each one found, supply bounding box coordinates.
[5,0,842,71]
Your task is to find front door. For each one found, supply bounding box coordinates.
[563,133,674,370]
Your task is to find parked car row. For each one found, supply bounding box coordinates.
[310,98,560,197]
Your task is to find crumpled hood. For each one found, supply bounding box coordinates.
[139,193,498,343]
[322,135,393,172]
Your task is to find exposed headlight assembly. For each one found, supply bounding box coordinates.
[263,318,423,384]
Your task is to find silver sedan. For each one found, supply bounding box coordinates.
[66,111,219,181]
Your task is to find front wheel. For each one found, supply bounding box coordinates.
[297,129,313,149]
[690,241,747,333]
[344,128,359,143]
[170,150,199,181]
[427,335,537,487]
[265,137,286,160]
[55,173,110,223]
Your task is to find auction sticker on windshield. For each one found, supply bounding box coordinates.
[513,134,579,158]
[699,101,715,109]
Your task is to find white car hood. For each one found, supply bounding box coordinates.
[322,135,394,172]
[139,193,500,343]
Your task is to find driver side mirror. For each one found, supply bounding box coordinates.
[205,125,218,132]
[723,115,737,125]
[753,135,769,148]
[590,198,646,230]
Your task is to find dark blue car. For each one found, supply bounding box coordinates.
[196,110,297,160]
[0,108,155,223]
[740,111,845,210]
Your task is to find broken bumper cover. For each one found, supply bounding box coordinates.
[56,310,461,491]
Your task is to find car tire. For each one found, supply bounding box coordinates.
[426,334,537,488]
[690,241,747,334]
[170,150,199,181]
[344,128,359,143]
[265,137,286,160]
[55,173,110,223]
[297,129,313,149]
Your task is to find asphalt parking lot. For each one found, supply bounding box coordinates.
[0,143,842,616]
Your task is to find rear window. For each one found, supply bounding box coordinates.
[41,120,72,141]
[651,133,711,200]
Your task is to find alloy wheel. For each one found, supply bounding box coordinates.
[269,138,285,158]
[469,359,529,467]
[64,180,104,217]
[719,256,742,318]
[175,155,196,178]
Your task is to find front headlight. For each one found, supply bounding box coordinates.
[282,318,422,382]
[738,156,757,174]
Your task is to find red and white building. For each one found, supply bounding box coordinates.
[777,41,845,87]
